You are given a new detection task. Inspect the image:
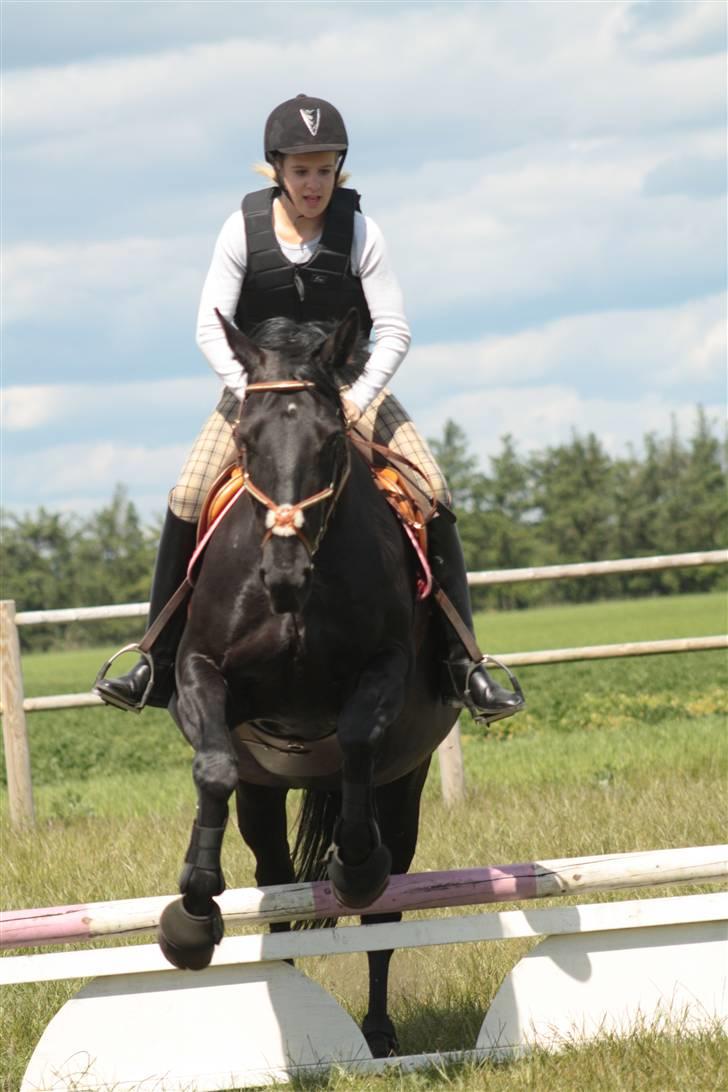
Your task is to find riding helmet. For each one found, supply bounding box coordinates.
[264,94,348,162]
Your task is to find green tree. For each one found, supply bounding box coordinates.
[530,432,616,601]
[0,508,78,649]
[478,435,539,609]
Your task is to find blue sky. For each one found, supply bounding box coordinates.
[2,0,726,523]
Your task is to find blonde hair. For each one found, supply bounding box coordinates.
[253,162,351,187]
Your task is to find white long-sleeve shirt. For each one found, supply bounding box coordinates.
[195,204,411,411]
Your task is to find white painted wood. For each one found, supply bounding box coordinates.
[0,601,35,829]
[437,718,465,805]
[15,603,148,625]
[20,960,373,1091]
[5,893,725,985]
[478,920,728,1059]
[502,635,727,667]
[468,550,728,585]
[23,692,104,711]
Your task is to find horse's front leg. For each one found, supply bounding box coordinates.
[159,652,238,971]
[328,646,408,908]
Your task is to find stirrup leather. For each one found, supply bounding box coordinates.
[93,644,154,713]
[447,653,525,726]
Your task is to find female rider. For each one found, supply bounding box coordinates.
[95,94,524,724]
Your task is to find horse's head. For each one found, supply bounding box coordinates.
[216,309,366,614]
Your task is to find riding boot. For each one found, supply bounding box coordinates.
[94,508,198,712]
[428,504,525,724]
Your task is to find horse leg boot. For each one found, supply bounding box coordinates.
[94,508,197,711]
[428,503,525,723]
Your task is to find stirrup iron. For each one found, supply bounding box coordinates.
[462,654,525,726]
[93,644,154,713]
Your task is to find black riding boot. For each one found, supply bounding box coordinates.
[428,504,525,724]
[94,508,198,712]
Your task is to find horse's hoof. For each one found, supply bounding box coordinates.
[158,897,224,971]
[362,1014,399,1057]
[328,843,392,909]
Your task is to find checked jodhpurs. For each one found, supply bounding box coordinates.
[169,387,451,522]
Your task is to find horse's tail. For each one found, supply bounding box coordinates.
[291,787,341,928]
[292,787,340,883]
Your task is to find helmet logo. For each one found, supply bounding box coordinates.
[299,107,320,136]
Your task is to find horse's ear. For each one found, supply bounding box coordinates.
[318,309,360,370]
[215,309,265,373]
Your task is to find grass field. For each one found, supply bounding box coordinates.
[1,592,727,1090]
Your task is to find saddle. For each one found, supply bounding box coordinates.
[198,464,245,542]
[196,453,433,595]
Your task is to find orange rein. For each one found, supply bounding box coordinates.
[237,379,350,555]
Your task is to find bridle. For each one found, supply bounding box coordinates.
[235,379,351,557]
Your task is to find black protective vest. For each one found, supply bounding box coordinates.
[234,187,373,336]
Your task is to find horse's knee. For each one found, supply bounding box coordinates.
[193,750,238,798]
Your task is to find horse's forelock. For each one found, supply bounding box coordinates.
[250,318,369,394]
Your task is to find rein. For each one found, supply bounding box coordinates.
[238,379,350,556]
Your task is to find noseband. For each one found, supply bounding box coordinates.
[236,379,350,556]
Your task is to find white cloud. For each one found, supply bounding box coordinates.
[3,3,723,159]
[2,376,218,432]
[615,0,726,59]
[378,140,725,319]
[1,235,205,327]
[396,293,727,401]
[416,386,725,470]
[5,440,189,497]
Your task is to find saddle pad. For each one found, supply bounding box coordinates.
[197,464,244,543]
[371,466,428,556]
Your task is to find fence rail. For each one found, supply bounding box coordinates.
[2,550,727,831]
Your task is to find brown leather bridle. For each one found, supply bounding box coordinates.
[236,379,351,556]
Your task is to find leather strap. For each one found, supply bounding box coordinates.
[137,578,193,654]
[349,433,438,523]
[432,583,484,664]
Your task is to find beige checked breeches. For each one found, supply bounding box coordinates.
[169,387,450,522]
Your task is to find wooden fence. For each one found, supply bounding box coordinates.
[2,550,726,830]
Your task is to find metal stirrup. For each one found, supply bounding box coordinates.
[464,654,525,726]
[93,644,155,713]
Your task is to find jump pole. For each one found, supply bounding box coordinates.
[3,844,726,950]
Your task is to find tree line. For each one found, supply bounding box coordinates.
[1,408,725,650]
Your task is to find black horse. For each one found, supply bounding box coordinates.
[158,310,458,1055]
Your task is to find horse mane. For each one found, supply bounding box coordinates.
[250,317,369,401]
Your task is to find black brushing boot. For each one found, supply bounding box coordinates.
[94,508,198,711]
[428,504,525,724]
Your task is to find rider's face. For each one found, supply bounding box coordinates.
[279,152,338,220]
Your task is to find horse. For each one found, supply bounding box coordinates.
[157,309,459,1056]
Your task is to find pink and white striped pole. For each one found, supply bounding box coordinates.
[2,845,725,951]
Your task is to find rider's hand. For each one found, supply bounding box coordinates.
[342,397,362,428]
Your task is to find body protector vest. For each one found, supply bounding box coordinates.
[234,187,373,337]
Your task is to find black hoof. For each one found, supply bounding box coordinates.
[362,1014,399,1057]
[158,897,224,971]
[327,843,392,909]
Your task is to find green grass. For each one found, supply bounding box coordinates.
[1,592,727,1089]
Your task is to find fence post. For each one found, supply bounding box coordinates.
[0,600,35,829]
[437,719,466,806]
